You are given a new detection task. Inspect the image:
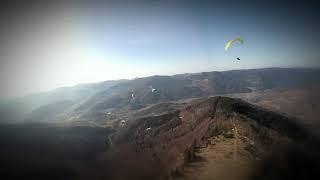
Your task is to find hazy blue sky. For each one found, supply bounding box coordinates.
[0,0,319,98]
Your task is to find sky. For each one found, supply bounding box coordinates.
[0,0,319,98]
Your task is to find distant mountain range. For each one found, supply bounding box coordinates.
[1,68,320,124]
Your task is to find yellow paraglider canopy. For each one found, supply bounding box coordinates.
[225,37,244,51]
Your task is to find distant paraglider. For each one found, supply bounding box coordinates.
[149,86,157,93]
[225,37,244,61]
[120,120,127,127]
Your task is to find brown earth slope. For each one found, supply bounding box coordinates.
[92,96,318,180]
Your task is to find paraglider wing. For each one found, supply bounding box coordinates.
[225,37,244,51]
[151,88,157,93]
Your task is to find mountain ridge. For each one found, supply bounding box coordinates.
[1,67,320,124]
[97,96,318,180]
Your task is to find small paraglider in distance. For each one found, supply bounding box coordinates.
[149,86,157,93]
[131,93,136,100]
[120,120,126,127]
[151,88,158,93]
[151,88,157,93]
[225,37,244,60]
[106,112,112,115]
